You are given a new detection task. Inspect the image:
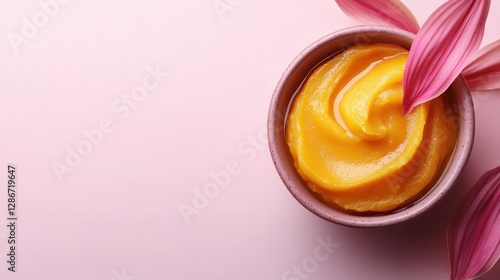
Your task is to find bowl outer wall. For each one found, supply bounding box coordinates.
[267,26,475,228]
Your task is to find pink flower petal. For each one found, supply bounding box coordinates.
[402,0,490,114]
[463,39,500,91]
[447,166,500,280]
[335,0,419,33]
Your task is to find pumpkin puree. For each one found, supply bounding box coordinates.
[286,44,457,213]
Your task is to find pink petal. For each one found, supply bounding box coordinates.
[447,166,500,280]
[335,0,419,33]
[402,0,490,114]
[462,39,500,91]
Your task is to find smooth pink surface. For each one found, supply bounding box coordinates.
[0,1,499,279]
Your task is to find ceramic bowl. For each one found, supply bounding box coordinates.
[267,26,474,227]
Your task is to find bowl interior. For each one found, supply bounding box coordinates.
[268,26,474,227]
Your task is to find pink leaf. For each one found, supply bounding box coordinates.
[335,0,419,33]
[447,166,500,280]
[402,0,490,114]
[463,39,500,91]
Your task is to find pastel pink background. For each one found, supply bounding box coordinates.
[0,1,499,279]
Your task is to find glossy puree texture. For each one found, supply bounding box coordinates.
[286,44,458,213]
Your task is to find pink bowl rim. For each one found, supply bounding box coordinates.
[268,26,475,228]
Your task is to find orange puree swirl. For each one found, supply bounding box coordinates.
[286,44,457,213]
